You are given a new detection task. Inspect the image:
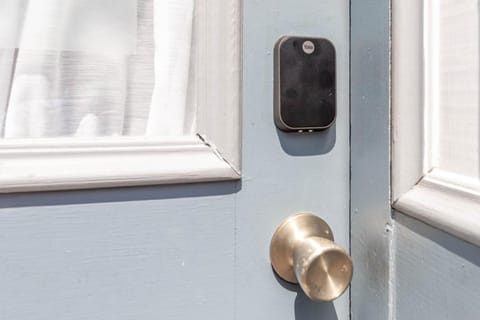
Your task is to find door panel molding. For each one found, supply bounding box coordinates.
[0,0,242,193]
[391,0,425,201]
[395,169,480,247]
[392,0,480,246]
[0,136,240,193]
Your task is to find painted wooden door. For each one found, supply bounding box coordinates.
[0,1,350,319]
[350,1,480,319]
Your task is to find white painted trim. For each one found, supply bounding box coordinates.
[0,136,240,193]
[394,169,480,247]
[0,1,242,193]
[391,0,425,201]
[195,0,242,171]
[392,0,480,246]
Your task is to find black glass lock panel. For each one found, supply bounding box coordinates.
[274,36,336,132]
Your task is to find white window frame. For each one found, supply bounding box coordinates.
[392,0,480,246]
[0,0,242,193]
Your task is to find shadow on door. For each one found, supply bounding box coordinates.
[274,270,339,320]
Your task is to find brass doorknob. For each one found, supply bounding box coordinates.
[270,213,353,302]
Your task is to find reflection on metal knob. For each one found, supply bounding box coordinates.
[270,213,353,302]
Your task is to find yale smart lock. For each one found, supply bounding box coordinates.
[274,36,336,132]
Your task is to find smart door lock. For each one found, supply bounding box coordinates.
[274,36,336,132]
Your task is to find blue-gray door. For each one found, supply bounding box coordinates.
[0,1,350,319]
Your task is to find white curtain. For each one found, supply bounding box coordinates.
[0,0,196,138]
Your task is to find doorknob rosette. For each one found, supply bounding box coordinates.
[270,213,353,302]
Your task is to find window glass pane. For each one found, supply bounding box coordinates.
[0,0,196,139]
[0,0,137,54]
[430,0,480,179]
